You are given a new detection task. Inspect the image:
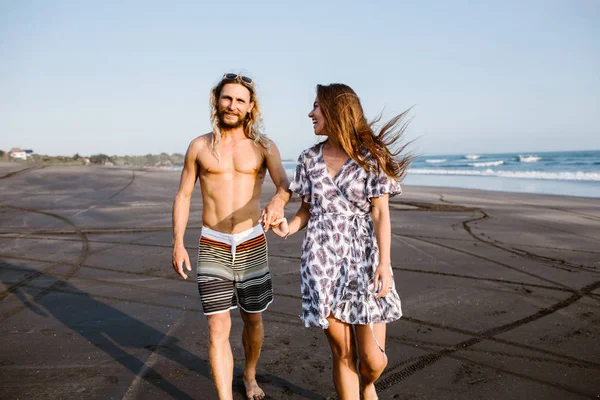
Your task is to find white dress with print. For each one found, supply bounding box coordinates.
[289,143,403,329]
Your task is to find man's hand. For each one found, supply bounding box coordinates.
[261,196,285,232]
[172,243,192,279]
[269,217,290,238]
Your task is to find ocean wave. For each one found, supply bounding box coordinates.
[468,160,504,167]
[464,154,480,160]
[519,155,541,163]
[425,159,447,164]
[408,168,600,181]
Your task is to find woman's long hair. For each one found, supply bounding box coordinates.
[316,83,413,180]
[209,76,269,159]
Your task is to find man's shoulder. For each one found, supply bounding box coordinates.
[189,132,213,151]
[262,136,276,147]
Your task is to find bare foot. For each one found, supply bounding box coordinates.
[362,383,378,400]
[243,374,265,400]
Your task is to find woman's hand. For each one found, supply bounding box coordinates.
[374,264,393,298]
[270,217,290,238]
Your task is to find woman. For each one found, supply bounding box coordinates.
[271,83,412,399]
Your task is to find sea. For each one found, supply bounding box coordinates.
[282,150,600,198]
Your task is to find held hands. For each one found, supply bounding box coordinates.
[172,243,192,279]
[269,217,290,238]
[374,264,394,298]
[260,196,285,232]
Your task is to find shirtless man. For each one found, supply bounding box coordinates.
[171,73,290,400]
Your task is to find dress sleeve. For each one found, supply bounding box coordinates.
[366,165,402,200]
[288,152,311,203]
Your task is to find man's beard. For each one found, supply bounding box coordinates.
[217,109,247,129]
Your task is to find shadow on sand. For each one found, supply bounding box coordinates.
[0,261,322,399]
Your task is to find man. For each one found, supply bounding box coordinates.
[172,73,290,400]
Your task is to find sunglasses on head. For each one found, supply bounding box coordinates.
[223,73,253,84]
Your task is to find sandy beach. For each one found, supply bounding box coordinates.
[0,162,599,400]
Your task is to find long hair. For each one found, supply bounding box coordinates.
[316,83,413,180]
[209,75,269,158]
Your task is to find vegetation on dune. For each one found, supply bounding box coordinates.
[4,152,185,168]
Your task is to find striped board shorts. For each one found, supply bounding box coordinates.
[196,225,273,315]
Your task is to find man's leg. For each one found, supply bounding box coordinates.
[233,227,271,399]
[207,311,234,400]
[239,309,265,400]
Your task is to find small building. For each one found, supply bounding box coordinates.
[9,148,27,160]
[8,148,35,160]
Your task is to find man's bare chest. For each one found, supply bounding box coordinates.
[199,148,265,176]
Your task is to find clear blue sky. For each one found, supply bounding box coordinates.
[1,0,599,158]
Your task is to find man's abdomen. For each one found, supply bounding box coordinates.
[201,197,261,234]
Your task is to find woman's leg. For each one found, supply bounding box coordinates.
[354,322,388,400]
[323,315,360,399]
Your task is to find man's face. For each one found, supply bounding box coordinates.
[217,83,254,129]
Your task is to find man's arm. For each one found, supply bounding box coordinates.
[261,140,291,231]
[172,139,200,279]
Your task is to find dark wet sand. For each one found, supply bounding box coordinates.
[1,163,599,400]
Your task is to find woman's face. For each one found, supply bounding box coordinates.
[308,98,327,136]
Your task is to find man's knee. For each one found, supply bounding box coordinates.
[240,310,263,326]
[207,312,232,343]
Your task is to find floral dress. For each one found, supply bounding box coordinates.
[289,142,403,329]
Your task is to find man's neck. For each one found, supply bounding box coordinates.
[219,126,247,142]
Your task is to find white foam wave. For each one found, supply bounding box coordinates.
[464,154,480,160]
[425,159,447,164]
[468,160,504,167]
[519,155,541,163]
[408,168,600,181]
